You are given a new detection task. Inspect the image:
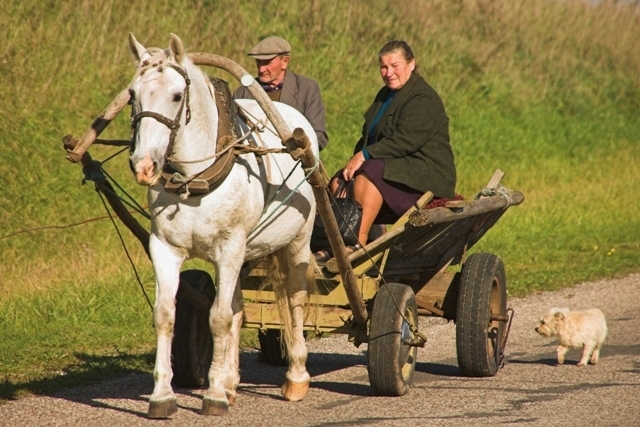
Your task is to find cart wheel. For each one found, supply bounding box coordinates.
[456,253,507,377]
[258,329,288,366]
[172,269,215,388]
[368,282,418,396]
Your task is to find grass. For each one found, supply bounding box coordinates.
[1,0,640,400]
[0,275,156,399]
[0,271,259,400]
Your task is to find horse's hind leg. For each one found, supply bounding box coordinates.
[276,236,312,401]
[147,238,184,418]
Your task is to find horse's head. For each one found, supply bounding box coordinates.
[127,33,191,186]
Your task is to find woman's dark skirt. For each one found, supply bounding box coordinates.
[333,158,424,224]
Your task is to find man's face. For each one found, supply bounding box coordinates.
[256,55,289,86]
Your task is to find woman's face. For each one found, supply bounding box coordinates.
[379,51,415,90]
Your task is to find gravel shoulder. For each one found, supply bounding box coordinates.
[2,273,639,426]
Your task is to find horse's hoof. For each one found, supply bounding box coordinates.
[281,379,309,401]
[148,398,178,419]
[201,397,229,415]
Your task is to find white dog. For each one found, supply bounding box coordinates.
[535,307,608,366]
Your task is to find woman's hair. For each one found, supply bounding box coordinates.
[378,40,419,75]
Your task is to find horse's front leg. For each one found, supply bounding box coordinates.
[224,280,244,405]
[201,252,244,415]
[147,237,185,419]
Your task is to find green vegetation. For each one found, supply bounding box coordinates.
[1,0,639,399]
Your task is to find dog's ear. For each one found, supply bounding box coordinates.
[554,311,565,320]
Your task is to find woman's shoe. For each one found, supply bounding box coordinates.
[344,243,362,255]
[315,243,361,264]
[314,248,332,263]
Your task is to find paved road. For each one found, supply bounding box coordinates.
[2,273,639,426]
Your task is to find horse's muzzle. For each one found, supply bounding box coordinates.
[132,153,160,186]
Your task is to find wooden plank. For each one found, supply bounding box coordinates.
[408,191,524,227]
[486,168,505,190]
[389,222,455,261]
[242,275,379,308]
[444,200,468,208]
[414,271,458,319]
[242,302,358,333]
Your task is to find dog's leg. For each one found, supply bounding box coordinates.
[557,345,569,364]
[590,344,602,365]
[578,342,595,366]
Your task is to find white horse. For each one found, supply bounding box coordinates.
[127,33,318,418]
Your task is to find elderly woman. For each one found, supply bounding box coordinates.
[319,40,456,259]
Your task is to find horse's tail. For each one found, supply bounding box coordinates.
[262,251,317,364]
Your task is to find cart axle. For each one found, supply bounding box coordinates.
[490,313,510,322]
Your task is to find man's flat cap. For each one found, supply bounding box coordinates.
[247,36,291,60]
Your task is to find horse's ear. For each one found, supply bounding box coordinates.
[129,33,150,63]
[169,33,185,64]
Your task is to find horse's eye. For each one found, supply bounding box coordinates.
[128,90,135,104]
[173,93,183,103]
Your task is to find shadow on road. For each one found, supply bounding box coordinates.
[0,349,374,415]
[415,361,460,376]
[4,340,568,417]
[508,358,559,366]
[0,351,155,402]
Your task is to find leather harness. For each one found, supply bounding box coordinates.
[159,76,240,196]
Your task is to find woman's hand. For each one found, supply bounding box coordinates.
[342,151,366,181]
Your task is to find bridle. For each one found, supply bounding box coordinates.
[130,61,192,163]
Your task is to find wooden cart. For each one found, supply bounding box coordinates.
[170,170,523,396]
[63,53,523,398]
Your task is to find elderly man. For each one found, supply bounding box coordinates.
[233,36,328,150]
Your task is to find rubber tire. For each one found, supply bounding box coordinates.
[171,269,215,388]
[258,329,288,366]
[456,253,507,377]
[368,282,419,396]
